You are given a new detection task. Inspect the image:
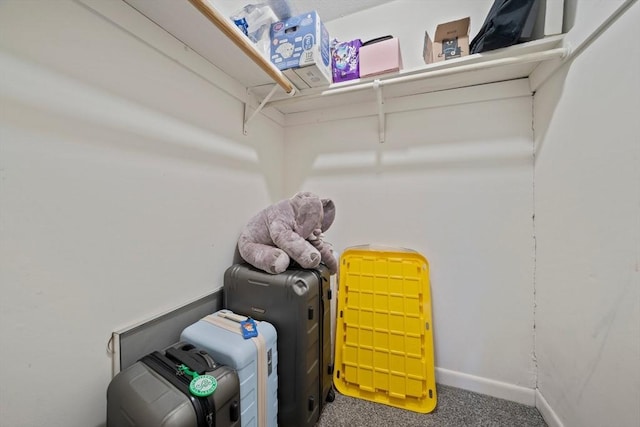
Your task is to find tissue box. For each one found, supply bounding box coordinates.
[270,11,331,88]
[423,17,470,64]
[332,39,362,83]
[359,36,402,78]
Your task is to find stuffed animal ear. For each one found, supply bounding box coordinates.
[321,198,335,232]
[291,192,323,238]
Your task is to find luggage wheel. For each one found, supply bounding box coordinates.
[326,388,336,402]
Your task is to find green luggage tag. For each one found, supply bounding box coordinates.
[179,364,217,397]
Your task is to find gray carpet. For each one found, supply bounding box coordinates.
[317,385,547,427]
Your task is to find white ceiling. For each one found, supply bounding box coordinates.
[213,0,394,22]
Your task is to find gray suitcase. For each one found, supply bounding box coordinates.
[224,263,335,427]
[107,342,241,427]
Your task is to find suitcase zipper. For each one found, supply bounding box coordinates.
[141,352,215,427]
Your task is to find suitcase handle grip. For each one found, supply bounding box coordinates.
[166,347,210,375]
[308,396,315,411]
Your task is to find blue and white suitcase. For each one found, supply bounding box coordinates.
[181,309,278,427]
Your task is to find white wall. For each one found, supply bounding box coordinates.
[0,1,284,426]
[2,0,638,425]
[533,1,640,426]
[285,92,538,400]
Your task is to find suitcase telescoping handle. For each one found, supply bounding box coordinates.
[216,310,259,339]
[217,310,248,323]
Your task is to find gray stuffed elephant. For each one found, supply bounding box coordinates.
[237,192,338,275]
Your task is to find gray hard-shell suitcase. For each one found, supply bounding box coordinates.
[107,341,241,427]
[224,263,335,427]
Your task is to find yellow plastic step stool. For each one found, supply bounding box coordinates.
[333,245,437,413]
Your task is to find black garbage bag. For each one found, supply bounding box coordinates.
[470,0,538,54]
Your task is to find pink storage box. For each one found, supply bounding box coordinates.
[359,36,402,78]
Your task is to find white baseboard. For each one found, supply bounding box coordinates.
[435,367,536,406]
[535,389,564,427]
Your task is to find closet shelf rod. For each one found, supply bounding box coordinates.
[187,0,295,95]
[531,0,637,91]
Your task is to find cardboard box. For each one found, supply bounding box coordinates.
[359,37,402,78]
[270,11,331,88]
[332,39,362,83]
[423,17,470,64]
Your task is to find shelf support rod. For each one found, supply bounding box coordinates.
[373,80,385,143]
[244,84,278,135]
[265,46,568,109]
[530,0,637,91]
[325,47,569,97]
[187,0,296,95]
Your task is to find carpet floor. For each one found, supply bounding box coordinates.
[316,385,547,427]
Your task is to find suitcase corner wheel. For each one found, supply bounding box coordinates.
[326,387,336,402]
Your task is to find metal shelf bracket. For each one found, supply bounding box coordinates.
[373,79,385,143]
[243,84,278,135]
